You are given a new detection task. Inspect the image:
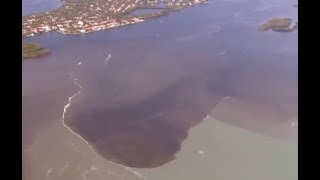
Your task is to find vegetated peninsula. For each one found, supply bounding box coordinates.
[22,43,50,59]
[22,0,208,37]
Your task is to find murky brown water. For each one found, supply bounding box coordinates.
[23,0,297,178]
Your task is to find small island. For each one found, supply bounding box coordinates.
[258,18,298,32]
[22,43,50,59]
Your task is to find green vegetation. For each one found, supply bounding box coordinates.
[258,18,297,33]
[258,18,291,31]
[22,43,50,59]
[22,0,208,36]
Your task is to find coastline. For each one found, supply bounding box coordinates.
[22,43,51,59]
[22,0,208,37]
[23,0,297,179]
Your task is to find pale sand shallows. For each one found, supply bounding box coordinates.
[22,67,146,180]
[23,107,297,180]
[210,97,298,141]
[22,118,145,180]
[134,116,297,180]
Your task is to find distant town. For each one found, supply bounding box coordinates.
[22,0,208,36]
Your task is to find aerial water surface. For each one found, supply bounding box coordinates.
[22,0,297,179]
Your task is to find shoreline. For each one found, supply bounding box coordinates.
[22,0,208,37]
[22,43,51,59]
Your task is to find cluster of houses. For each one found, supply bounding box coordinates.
[22,0,208,36]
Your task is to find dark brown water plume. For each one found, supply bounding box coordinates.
[63,37,297,167]
[65,70,225,168]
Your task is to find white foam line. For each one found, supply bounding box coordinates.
[62,70,94,151]
[290,122,298,127]
[46,168,53,176]
[290,122,296,126]
[203,114,210,121]
[58,162,70,176]
[104,54,112,66]
[61,61,148,179]
[125,167,147,179]
[196,150,205,155]
[91,166,97,171]
[81,169,91,180]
